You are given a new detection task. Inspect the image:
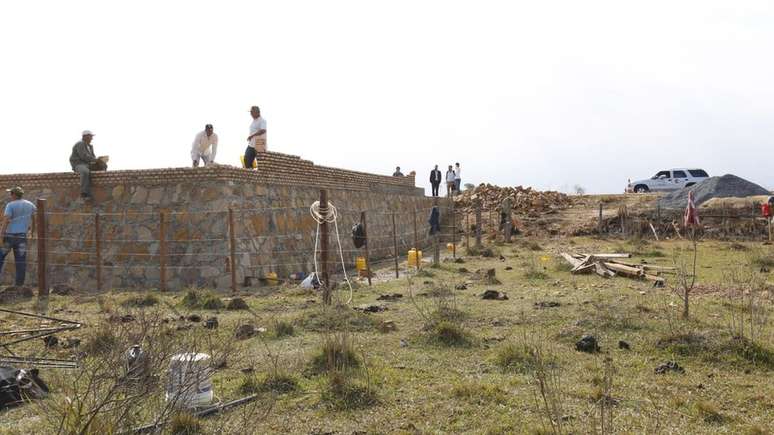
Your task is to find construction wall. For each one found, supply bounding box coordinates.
[0,152,436,290]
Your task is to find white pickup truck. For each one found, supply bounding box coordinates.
[626,168,709,193]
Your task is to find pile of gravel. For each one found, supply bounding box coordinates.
[658,174,770,209]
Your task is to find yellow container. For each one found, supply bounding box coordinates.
[240,155,258,168]
[446,243,455,252]
[266,272,278,284]
[408,249,423,268]
[356,256,367,271]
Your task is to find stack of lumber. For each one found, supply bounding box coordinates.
[560,253,672,286]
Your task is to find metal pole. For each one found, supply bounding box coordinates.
[36,199,47,298]
[361,211,372,286]
[475,201,482,248]
[159,211,166,291]
[319,190,330,305]
[229,208,237,293]
[392,212,399,278]
[95,212,102,292]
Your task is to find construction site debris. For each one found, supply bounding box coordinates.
[655,361,685,374]
[376,293,403,301]
[456,184,572,216]
[481,290,508,300]
[560,253,670,285]
[0,308,82,369]
[659,174,770,210]
[0,367,49,410]
[204,317,219,330]
[0,286,34,304]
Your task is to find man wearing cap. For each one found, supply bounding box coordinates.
[191,124,218,167]
[0,187,36,286]
[244,106,267,169]
[69,130,106,199]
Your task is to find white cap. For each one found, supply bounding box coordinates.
[82,130,95,136]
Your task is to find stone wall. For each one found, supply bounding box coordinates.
[0,152,440,290]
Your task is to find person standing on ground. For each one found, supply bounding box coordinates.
[429,165,442,197]
[69,130,106,200]
[244,106,267,169]
[445,165,455,197]
[454,162,462,195]
[0,187,36,287]
[191,124,218,167]
[393,166,404,177]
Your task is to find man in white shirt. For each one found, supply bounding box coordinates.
[191,124,218,167]
[244,106,267,169]
[445,165,456,197]
[454,162,462,195]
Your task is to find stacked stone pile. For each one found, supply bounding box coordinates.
[455,184,573,216]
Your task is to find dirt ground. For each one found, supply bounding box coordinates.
[1,236,774,434]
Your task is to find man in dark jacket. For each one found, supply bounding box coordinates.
[69,130,106,199]
[429,165,442,197]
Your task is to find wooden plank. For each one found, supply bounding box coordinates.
[591,253,632,259]
[594,262,615,278]
[561,253,584,268]
[604,262,644,277]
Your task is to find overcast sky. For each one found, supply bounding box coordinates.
[2,0,772,194]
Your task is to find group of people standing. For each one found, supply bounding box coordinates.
[430,163,462,197]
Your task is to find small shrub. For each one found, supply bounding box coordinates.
[238,376,261,395]
[181,290,224,310]
[752,250,774,268]
[121,293,159,308]
[310,333,360,374]
[429,321,471,347]
[417,269,435,278]
[181,290,201,308]
[451,381,507,404]
[97,296,114,314]
[169,412,203,435]
[494,343,539,373]
[526,242,542,251]
[226,297,249,310]
[300,305,376,332]
[273,319,295,338]
[696,400,725,424]
[260,373,299,394]
[321,371,378,410]
[724,337,774,368]
[201,295,225,310]
[83,328,119,356]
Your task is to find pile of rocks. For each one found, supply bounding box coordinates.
[455,184,572,216]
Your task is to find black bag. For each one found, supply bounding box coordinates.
[352,223,367,248]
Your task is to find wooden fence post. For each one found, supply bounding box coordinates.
[413,208,420,270]
[503,197,512,244]
[392,212,399,278]
[361,211,372,286]
[159,211,167,291]
[319,190,330,305]
[36,199,47,298]
[598,203,603,236]
[451,197,456,258]
[95,212,102,292]
[229,208,237,293]
[475,201,482,248]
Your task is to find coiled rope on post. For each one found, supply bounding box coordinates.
[309,200,353,305]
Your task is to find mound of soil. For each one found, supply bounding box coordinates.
[659,174,770,209]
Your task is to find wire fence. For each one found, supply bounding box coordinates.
[1,193,482,293]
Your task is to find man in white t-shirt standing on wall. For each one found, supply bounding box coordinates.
[454,162,462,195]
[244,106,267,169]
[191,124,218,167]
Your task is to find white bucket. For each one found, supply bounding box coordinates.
[165,353,214,408]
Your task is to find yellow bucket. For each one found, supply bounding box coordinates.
[408,249,423,268]
[446,243,455,252]
[240,155,258,168]
[266,272,278,284]
[356,256,367,271]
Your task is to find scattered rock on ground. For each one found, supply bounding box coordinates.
[458,267,469,273]
[481,290,508,300]
[618,340,631,350]
[204,317,219,330]
[505,266,513,271]
[186,314,202,322]
[379,320,397,332]
[455,283,468,290]
[575,335,600,353]
[354,304,387,313]
[0,286,34,304]
[51,284,75,296]
[235,324,264,340]
[61,338,81,349]
[376,293,403,301]
[42,336,59,348]
[655,361,685,374]
[120,314,135,323]
[534,301,561,309]
[454,258,465,264]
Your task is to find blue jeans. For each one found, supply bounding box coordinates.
[454,179,461,193]
[0,234,28,286]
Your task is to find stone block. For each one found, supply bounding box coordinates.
[147,187,164,205]
[131,187,148,204]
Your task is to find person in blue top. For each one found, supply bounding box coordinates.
[0,187,36,286]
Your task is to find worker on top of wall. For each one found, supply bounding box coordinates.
[393,166,404,177]
[244,106,267,169]
[191,124,218,167]
[0,187,36,287]
[429,165,442,197]
[454,162,462,195]
[69,130,107,200]
[445,165,455,197]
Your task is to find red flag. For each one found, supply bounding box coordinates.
[684,191,700,227]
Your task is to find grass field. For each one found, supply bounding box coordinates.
[2,237,773,434]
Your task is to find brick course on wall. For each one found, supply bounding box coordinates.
[0,153,440,291]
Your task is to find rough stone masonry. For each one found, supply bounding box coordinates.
[0,152,437,290]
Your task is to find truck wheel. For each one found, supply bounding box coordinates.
[634,185,649,193]
[685,182,695,187]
